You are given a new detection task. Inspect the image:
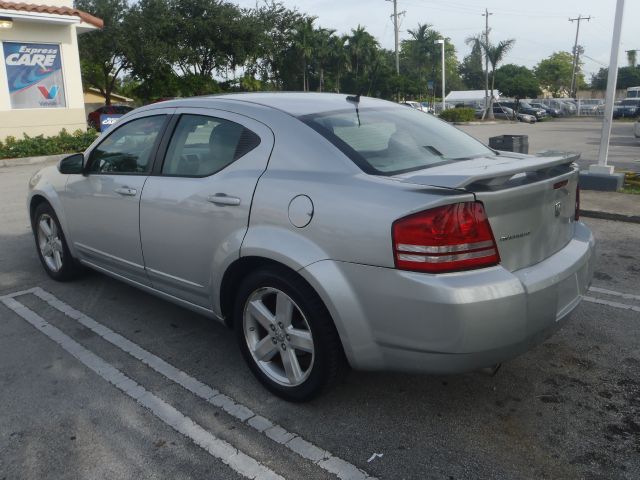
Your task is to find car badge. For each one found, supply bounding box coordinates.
[554,201,562,217]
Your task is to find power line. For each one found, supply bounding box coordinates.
[569,14,591,98]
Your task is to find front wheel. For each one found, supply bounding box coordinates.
[234,268,344,402]
[32,203,82,281]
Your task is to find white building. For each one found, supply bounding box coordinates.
[445,90,501,107]
[0,1,102,140]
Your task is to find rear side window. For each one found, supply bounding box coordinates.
[301,106,493,175]
[162,114,260,177]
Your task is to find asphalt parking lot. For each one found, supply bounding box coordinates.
[459,118,640,173]
[1,161,639,480]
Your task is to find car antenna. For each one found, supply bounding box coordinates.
[346,94,361,126]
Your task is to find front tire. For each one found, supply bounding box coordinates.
[32,203,82,281]
[234,267,344,402]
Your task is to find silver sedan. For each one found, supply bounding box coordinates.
[28,93,595,401]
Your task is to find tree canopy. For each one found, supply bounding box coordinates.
[494,64,540,98]
[535,51,585,97]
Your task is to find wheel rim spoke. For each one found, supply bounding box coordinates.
[281,348,303,383]
[248,299,275,330]
[287,328,313,353]
[39,218,52,237]
[253,336,278,362]
[275,292,294,327]
[53,250,62,270]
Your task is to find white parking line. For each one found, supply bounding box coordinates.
[588,286,640,302]
[4,288,375,480]
[0,295,283,480]
[583,296,640,313]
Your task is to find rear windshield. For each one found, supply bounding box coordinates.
[300,106,494,175]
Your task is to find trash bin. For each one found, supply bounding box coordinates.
[489,135,529,154]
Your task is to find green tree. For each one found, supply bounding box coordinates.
[459,39,485,90]
[347,25,379,83]
[590,66,640,90]
[535,51,584,97]
[75,0,130,105]
[494,64,540,98]
[478,38,516,119]
[293,17,316,91]
[628,50,637,68]
[313,28,336,92]
[123,0,178,101]
[250,1,307,88]
[328,35,349,92]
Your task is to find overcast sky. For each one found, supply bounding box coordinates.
[233,0,639,81]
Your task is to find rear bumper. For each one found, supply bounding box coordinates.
[300,222,595,373]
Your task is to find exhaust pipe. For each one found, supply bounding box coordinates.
[478,363,502,377]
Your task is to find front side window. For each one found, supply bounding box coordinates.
[89,116,165,174]
[301,106,494,176]
[162,114,260,177]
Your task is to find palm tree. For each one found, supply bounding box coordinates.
[628,49,637,68]
[329,35,349,92]
[405,24,436,99]
[347,25,378,82]
[313,28,336,92]
[478,38,515,120]
[294,18,316,91]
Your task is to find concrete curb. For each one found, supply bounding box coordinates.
[0,154,66,168]
[580,209,640,225]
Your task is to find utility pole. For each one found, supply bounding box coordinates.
[569,14,591,98]
[387,0,405,76]
[481,9,492,116]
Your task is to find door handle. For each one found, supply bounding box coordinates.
[115,187,137,196]
[207,193,241,206]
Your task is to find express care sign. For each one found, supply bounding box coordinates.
[2,42,67,109]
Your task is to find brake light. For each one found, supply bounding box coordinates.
[392,202,500,273]
[575,185,580,221]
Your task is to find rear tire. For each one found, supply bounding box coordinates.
[233,267,344,402]
[32,203,83,281]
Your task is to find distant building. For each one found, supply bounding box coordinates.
[0,1,103,140]
[445,90,501,107]
[83,87,134,118]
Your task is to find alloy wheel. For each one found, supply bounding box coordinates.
[243,287,315,387]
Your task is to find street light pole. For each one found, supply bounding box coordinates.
[436,39,445,112]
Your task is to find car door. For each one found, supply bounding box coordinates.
[139,108,274,309]
[63,110,172,285]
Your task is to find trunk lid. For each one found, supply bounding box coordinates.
[395,151,580,272]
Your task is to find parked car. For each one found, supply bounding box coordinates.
[578,99,603,115]
[530,102,560,117]
[87,105,135,131]
[474,105,535,123]
[28,93,594,401]
[400,100,427,112]
[497,101,547,121]
[613,99,640,118]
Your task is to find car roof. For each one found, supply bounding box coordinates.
[139,92,393,117]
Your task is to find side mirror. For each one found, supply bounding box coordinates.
[58,153,84,174]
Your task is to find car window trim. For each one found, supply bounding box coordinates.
[85,113,172,176]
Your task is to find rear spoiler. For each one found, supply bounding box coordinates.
[397,152,580,190]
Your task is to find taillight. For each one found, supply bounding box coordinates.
[575,185,580,221]
[392,202,500,273]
